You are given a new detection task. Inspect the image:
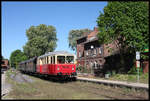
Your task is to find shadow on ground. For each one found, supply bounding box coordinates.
[20,71,77,84]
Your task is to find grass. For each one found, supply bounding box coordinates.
[3,69,148,99]
[4,69,107,99]
[78,72,149,84]
[108,73,149,84]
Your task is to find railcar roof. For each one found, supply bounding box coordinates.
[38,51,75,59]
[19,57,37,64]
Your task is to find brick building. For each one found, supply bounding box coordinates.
[1,59,9,70]
[76,27,119,75]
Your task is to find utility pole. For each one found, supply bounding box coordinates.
[136,51,140,83]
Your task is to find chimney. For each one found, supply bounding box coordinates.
[94,27,98,31]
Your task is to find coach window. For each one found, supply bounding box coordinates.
[46,57,48,64]
[66,56,74,63]
[42,58,44,64]
[41,58,42,65]
[51,56,53,64]
[48,56,51,64]
[39,59,40,65]
[40,58,42,65]
[44,57,45,64]
[53,56,55,64]
[37,59,38,65]
[45,57,46,64]
[37,59,39,65]
[47,56,49,64]
[45,57,47,64]
[39,59,41,65]
[40,59,42,65]
[57,56,65,64]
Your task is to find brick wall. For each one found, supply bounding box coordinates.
[103,40,119,57]
[142,61,149,73]
[77,44,84,58]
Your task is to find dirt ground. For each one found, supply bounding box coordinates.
[3,71,149,100]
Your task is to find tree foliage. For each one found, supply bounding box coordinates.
[23,24,57,58]
[97,2,149,73]
[68,29,92,52]
[97,1,149,53]
[10,49,28,69]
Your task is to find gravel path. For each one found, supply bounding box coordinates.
[10,72,34,83]
[1,71,12,97]
[1,70,34,98]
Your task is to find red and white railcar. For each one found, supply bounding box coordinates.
[36,51,76,78]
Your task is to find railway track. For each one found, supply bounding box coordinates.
[4,69,148,100]
[61,81,148,99]
[22,71,148,99]
[8,71,148,99]
[82,84,147,99]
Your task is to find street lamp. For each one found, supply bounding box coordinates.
[91,45,94,74]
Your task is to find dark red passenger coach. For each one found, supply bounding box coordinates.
[19,51,77,79]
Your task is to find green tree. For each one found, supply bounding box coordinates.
[10,49,28,69]
[23,24,57,58]
[2,56,4,59]
[97,2,149,72]
[68,29,92,52]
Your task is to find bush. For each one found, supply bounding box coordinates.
[128,66,143,75]
[76,65,84,72]
[76,65,92,73]
[111,70,116,76]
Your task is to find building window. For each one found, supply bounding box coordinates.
[91,50,93,56]
[94,61,97,69]
[90,62,92,67]
[99,47,102,54]
[86,51,88,56]
[79,51,81,57]
[96,48,97,54]
[94,49,96,55]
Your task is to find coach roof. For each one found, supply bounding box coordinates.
[38,51,75,59]
[19,57,37,64]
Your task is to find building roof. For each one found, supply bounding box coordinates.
[76,35,87,41]
[76,27,99,42]
[84,37,99,44]
[38,51,75,59]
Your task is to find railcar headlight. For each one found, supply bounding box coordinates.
[57,66,60,70]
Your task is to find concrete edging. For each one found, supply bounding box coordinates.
[77,77,149,91]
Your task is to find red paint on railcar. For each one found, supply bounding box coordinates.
[36,64,76,76]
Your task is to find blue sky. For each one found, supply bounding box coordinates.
[2,1,107,59]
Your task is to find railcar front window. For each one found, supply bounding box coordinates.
[57,56,65,64]
[66,56,74,63]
